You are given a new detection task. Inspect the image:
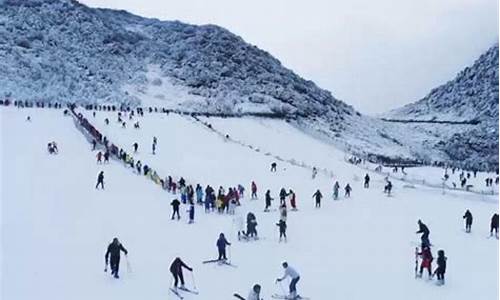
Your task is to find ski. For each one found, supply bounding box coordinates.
[219,261,237,268]
[179,286,199,295]
[170,288,184,299]
[202,259,221,264]
[233,293,246,300]
[271,294,310,299]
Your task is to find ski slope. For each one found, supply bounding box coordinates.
[1,107,498,300]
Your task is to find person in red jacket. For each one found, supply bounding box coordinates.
[417,246,433,278]
[288,189,297,210]
[251,181,258,199]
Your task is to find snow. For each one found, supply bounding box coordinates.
[2,107,498,300]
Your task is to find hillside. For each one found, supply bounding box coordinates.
[383,45,499,170]
[0,0,497,170]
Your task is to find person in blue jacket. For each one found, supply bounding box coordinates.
[216,233,231,260]
[196,184,203,204]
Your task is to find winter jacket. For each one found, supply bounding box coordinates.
[170,258,192,274]
[105,242,127,263]
[216,236,231,249]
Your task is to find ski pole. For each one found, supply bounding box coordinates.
[190,270,198,291]
[228,245,232,263]
[126,255,132,273]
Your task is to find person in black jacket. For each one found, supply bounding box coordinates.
[463,210,473,233]
[96,171,104,189]
[216,233,231,260]
[364,174,370,188]
[312,190,322,208]
[171,199,181,220]
[434,250,447,285]
[416,220,430,247]
[490,213,499,238]
[105,238,128,278]
[277,219,287,242]
[169,257,192,289]
[264,190,273,211]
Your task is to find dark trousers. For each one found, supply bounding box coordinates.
[315,200,320,208]
[172,271,185,287]
[172,208,180,219]
[110,258,120,276]
[96,180,104,189]
[280,230,287,239]
[218,248,227,260]
[436,269,445,280]
[290,276,300,293]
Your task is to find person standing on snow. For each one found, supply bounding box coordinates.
[195,184,203,204]
[312,189,322,208]
[364,174,370,188]
[463,210,473,233]
[105,237,128,279]
[265,190,274,211]
[490,213,499,238]
[344,184,352,197]
[312,167,318,179]
[416,220,431,247]
[276,262,301,299]
[276,219,287,242]
[417,246,433,279]
[333,181,340,200]
[171,199,181,220]
[247,284,262,300]
[279,188,288,206]
[96,151,102,164]
[133,142,138,153]
[169,257,192,290]
[96,171,105,189]
[216,233,231,260]
[270,162,277,172]
[188,203,195,224]
[251,181,258,199]
[433,250,447,285]
[288,189,297,210]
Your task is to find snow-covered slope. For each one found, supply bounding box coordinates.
[1,107,498,300]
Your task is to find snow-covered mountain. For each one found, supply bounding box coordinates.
[0,0,497,170]
[384,45,499,170]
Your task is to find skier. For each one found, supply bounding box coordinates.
[312,189,322,208]
[384,180,393,195]
[364,174,370,188]
[104,237,128,279]
[152,141,156,155]
[265,190,274,211]
[92,139,97,151]
[103,151,109,163]
[171,198,181,220]
[417,246,433,279]
[270,162,277,172]
[433,250,447,285]
[463,210,473,233]
[276,262,300,299]
[276,219,287,242]
[246,212,258,239]
[238,184,245,198]
[96,151,102,164]
[251,181,258,199]
[96,171,105,189]
[490,213,499,238]
[188,203,195,224]
[132,142,138,153]
[247,284,262,300]
[333,181,340,200]
[279,188,288,206]
[196,184,203,204]
[279,203,288,222]
[312,167,317,179]
[216,233,231,260]
[416,220,431,247]
[344,184,352,197]
[169,257,193,290]
[289,189,297,210]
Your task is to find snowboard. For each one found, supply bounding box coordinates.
[272,294,310,299]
